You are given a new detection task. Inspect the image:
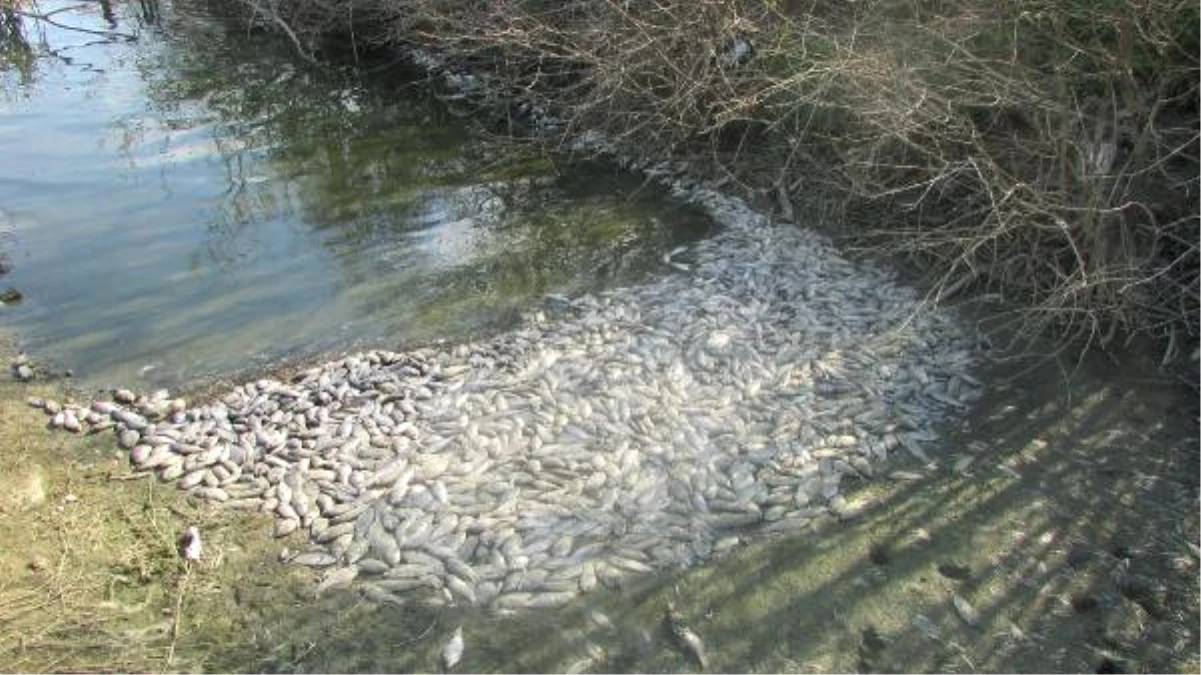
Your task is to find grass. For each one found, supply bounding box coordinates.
[0,340,286,673]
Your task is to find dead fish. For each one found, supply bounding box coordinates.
[997,463,1022,479]
[290,551,339,568]
[316,565,358,596]
[564,657,595,674]
[911,613,940,640]
[565,643,607,674]
[441,625,464,671]
[586,609,613,631]
[360,582,407,608]
[664,602,708,670]
[952,455,975,474]
[952,594,979,625]
[897,434,932,464]
[445,574,477,605]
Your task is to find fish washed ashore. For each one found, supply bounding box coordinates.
[27,169,981,612]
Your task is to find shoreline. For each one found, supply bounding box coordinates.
[0,5,1195,669]
[21,158,987,606]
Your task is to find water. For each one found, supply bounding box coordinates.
[0,0,709,390]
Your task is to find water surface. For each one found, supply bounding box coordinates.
[0,0,709,389]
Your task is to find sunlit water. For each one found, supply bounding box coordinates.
[0,0,709,390]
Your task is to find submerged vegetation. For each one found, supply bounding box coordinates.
[245,0,1200,363]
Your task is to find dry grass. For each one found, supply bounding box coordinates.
[0,346,279,673]
[238,0,1200,365]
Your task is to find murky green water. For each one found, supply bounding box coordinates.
[0,0,709,390]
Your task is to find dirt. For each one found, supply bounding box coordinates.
[0,327,1196,673]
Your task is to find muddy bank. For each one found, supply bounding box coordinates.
[0,339,282,672]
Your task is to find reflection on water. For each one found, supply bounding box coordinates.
[0,0,709,389]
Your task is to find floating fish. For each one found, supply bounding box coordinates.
[952,455,975,474]
[564,643,607,674]
[587,609,613,631]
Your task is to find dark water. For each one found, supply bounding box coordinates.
[0,0,709,390]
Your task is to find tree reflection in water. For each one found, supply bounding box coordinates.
[0,0,710,388]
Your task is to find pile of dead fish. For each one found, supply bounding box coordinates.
[28,184,980,612]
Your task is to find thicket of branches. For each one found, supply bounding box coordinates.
[245,0,1200,362]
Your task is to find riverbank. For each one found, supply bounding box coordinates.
[1,131,1197,673]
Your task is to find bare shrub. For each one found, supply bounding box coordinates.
[241,0,1200,362]
[814,1,1200,358]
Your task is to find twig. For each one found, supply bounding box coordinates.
[107,471,151,482]
[162,554,192,667]
[238,0,316,64]
[13,8,136,40]
[394,617,437,648]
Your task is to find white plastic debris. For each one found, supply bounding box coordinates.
[179,526,203,562]
[441,625,464,671]
[722,38,754,66]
